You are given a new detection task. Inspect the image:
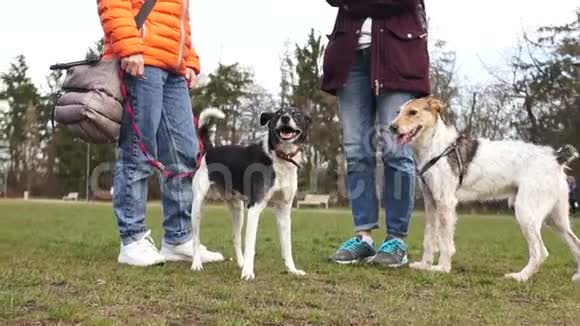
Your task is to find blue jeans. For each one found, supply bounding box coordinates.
[337,49,416,238]
[113,66,198,245]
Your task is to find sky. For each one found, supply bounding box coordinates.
[0,0,578,96]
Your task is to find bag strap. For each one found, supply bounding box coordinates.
[135,0,157,29]
[49,0,157,71]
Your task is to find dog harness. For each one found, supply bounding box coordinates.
[417,135,467,189]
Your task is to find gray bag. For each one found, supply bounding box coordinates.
[50,0,157,144]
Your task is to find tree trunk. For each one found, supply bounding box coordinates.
[466,92,477,135]
[523,97,538,142]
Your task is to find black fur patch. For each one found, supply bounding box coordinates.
[205,144,275,208]
[446,138,479,177]
[555,144,579,165]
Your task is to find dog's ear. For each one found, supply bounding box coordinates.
[260,112,274,126]
[426,96,444,115]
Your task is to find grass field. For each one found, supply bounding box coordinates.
[0,200,579,325]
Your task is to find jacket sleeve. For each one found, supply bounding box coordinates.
[184,11,201,75]
[98,0,144,58]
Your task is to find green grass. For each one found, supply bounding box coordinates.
[0,200,579,325]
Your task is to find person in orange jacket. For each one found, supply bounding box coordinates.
[98,0,224,266]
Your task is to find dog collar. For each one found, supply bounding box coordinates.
[275,148,302,169]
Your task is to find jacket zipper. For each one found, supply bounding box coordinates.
[176,0,188,68]
[141,24,147,40]
[373,24,382,97]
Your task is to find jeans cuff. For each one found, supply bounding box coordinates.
[164,230,193,246]
[121,228,148,246]
[387,230,408,239]
[354,223,380,232]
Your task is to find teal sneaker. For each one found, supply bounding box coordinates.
[330,236,376,264]
[368,236,408,267]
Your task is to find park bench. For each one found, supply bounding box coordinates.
[297,194,330,209]
[62,192,79,201]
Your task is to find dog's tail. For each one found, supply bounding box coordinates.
[555,144,579,166]
[198,108,225,149]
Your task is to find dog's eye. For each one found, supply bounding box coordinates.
[409,110,418,116]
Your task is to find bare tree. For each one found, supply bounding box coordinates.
[429,39,459,123]
[21,101,42,192]
[238,84,276,145]
[480,10,579,146]
[455,84,518,140]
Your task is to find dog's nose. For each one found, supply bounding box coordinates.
[281,115,290,124]
[389,124,398,134]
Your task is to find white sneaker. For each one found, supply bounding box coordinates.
[117,230,165,267]
[160,239,225,263]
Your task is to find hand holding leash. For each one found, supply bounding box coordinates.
[121,54,144,77]
[185,68,197,89]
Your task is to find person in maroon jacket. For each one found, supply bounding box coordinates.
[322,0,430,266]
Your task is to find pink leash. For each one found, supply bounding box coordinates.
[118,69,205,179]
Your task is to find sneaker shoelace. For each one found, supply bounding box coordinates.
[138,230,159,253]
[379,239,405,254]
[339,237,364,251]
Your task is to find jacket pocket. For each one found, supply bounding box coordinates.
[382,20,429,79]
[321,13,362,92]
[322,26,348,75]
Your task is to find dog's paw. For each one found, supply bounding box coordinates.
[572,273,579,282]
[236,259,244,269]
[409,262,430,270]
[504,272,529,282]
[288,269,306,276]
[191,260,204,272]
[426,264,451,273]
[241,269,255,281]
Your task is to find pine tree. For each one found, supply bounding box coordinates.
[289,29,341,196]
[0,55,41,193]
[279,40,294,108]
[191,63,254,145]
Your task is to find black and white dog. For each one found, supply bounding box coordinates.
[190,107,311,280]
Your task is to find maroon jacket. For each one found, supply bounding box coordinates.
[321,0,430,97]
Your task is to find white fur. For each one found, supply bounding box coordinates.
[199,108,226,127]
[410,117,580,282]
[239,152,304,280]
[190,138,305,280]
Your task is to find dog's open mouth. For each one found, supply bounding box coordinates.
[276,126,302,141]
[396,126,422,144]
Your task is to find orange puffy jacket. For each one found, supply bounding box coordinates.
[98,0,200,75]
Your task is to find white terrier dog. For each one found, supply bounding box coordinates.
[389,96,580,282]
